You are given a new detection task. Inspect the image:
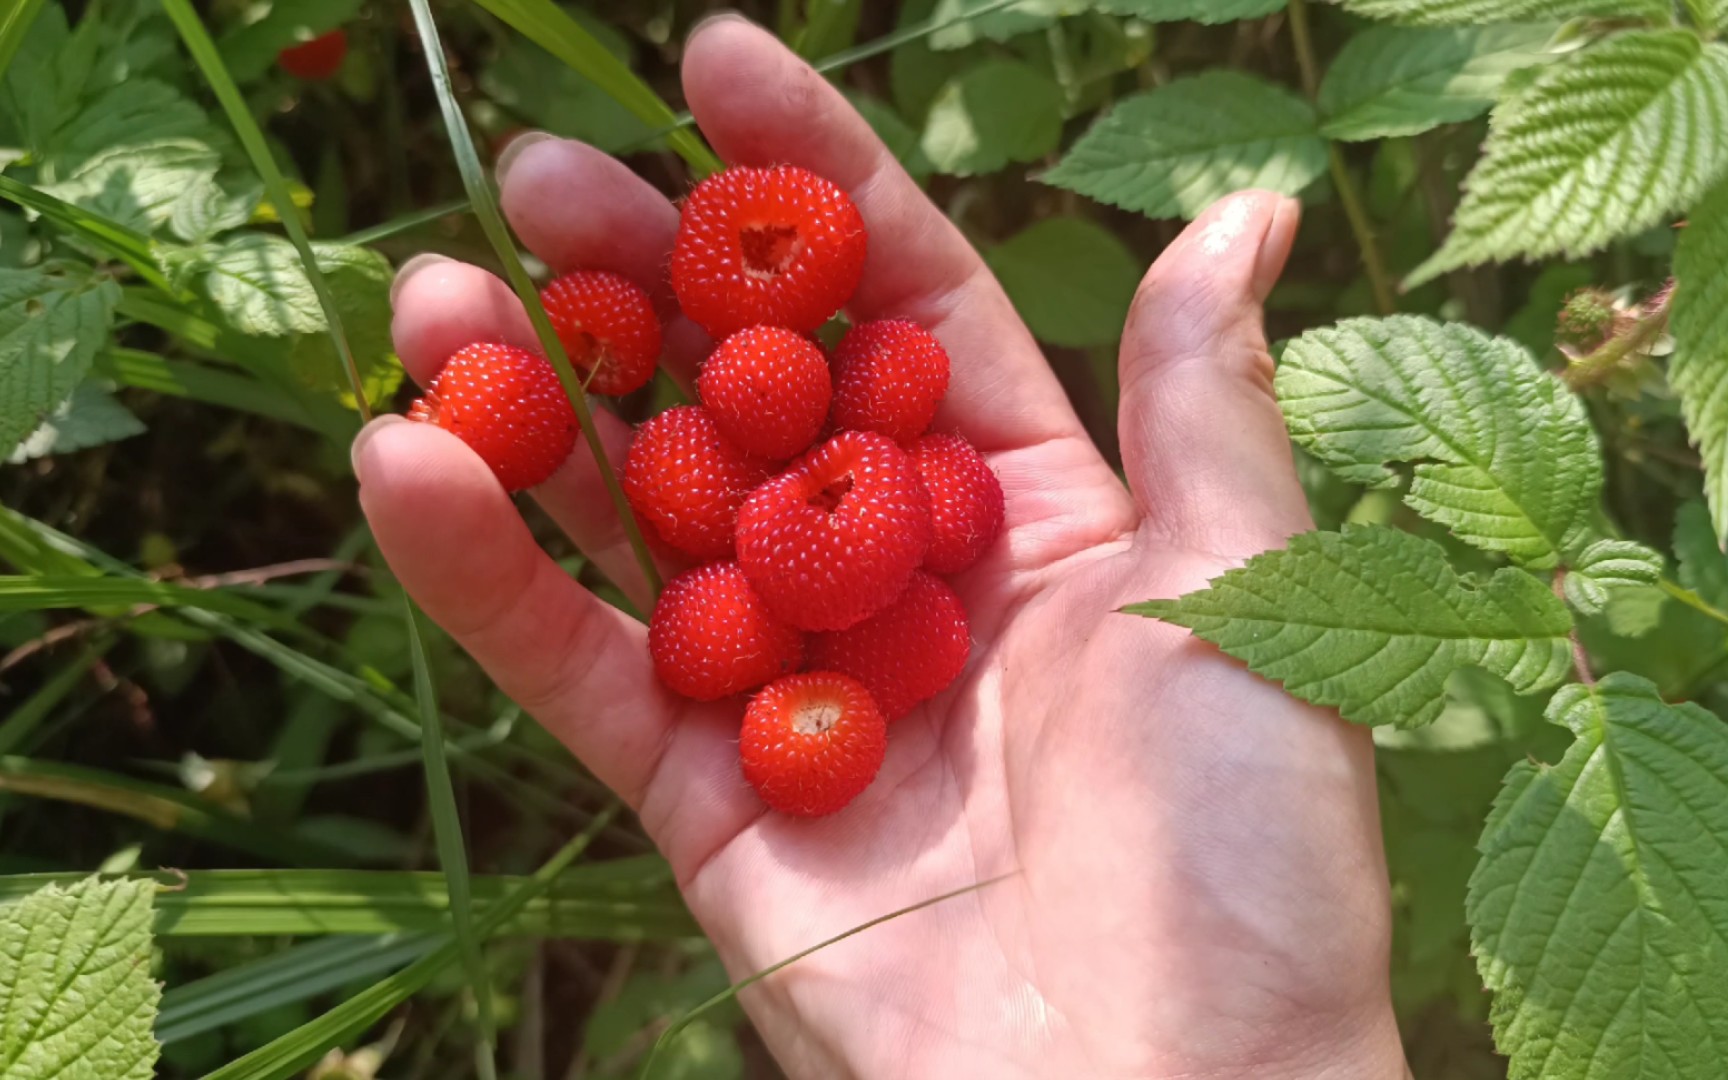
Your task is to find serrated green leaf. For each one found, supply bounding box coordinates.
[848,93,932,179]
[927,0,1078,50]
[1410,31,1728,286]
[984,217,1140,347]
[1468,674,1728,1080]
[1561,538,1663,615]
[216,0,362,83]
[1671,176,1728,542]
[284,244,397,406]
[0,876,159,1080]
[1043,71,1326,220]
[1126,524,1573,728]
[1092,0,1286,21]
[169,175,261,245]
[1675,500,1728,611]
[7,383,142,463]
[0,266,121,458]
[1334,0,1668,23]
[199,234,383,339]
[920,60,1064,175]
[1318,24,1558,141]
[1277,315,1600,567]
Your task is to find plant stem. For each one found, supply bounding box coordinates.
[1285,0,1397,315]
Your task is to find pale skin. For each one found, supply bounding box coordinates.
[356,16,1409,1079]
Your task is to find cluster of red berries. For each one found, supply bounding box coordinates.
[407,164,1003,818]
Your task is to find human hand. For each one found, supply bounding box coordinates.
[356,16,1405,1079]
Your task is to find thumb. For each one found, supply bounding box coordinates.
[1117,191,1312,556]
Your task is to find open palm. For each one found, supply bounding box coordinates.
[357,18,1406,1079]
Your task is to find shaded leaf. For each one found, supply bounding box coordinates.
[7,383,143,463]
[1561,538,1663,615]
[1336,0,1667,22]
[1671,176,1728,541]
[984,216,1139,347]
[920,60,1064,175]
[216,0,362,83]
[1092,0,1287,20]
[0,266,121,458]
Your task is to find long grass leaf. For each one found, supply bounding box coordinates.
[0,0,46,84]
[340,199,471,246]
[407,0,661,598]
[95,348,338,432]
[0,174,175,293]
[197,805,621,1080]
[0,640,111,756]
[0,574,289,624]
[466,0,720,174]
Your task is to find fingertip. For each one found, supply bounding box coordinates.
[1253,196,1302,303]
[390,260,537,386]
[683,9,752,49]
[351,414,409,479]
[494,129,556,187]
[390,253,451,308]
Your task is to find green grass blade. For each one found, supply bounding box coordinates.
[158,934,440,1046]
[160,0,372,425]
[0,574,289,624]
[0,0,45,81]
[94,348,331,431]
[197,806,621,1080]
[405,600,499,1078]
[339,199,471,247]
[0,855,693,938]
[645,873,1014,1076]
[0,640,111,757]
[408,0,662,600]
[0,174,175,293]
[466,0,720,175]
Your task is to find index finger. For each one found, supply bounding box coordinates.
[681,17,1091,455]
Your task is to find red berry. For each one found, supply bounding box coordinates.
[907,434,1004,574]
[670,165,867,340]
[407,343,576,492]
[649,562,804,701]
[740,672,886,817]
[539,271,662,397]
[736,431,931,631]
[623,406,771,561]
[809,572,970,721]
[828,319,950,442]
[697,326,832,460]
[278,29,348,81]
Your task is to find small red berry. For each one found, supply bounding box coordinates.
[278,29,348,81]
[828,319,950,442]
[407,343,576,492]
[907,434,1004,574]
[539,270,662,397]
[737,431,932,631]
[671,165,867,340]
[740,672,887,817]
[697,326,832,460]
[809,572,970,721]
[650,562,804,701]
[623,406,771,561]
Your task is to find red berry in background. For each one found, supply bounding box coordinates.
[539,270,663,397]
[650,562,804,701]
[740,672,887,817]
[277,29,348,81]
[809,572,970,721]
[828,319,950,443]
[737,431,931,632]
[623,405,771,561]
[671,164,867,340]
[407,343,576,492]
[697,326,832,460]
[907,434,1005,574]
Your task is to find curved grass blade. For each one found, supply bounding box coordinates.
[197,805,620,1080]
[0,0,45,81]
[0,175,175,294]
[408,0,662,599]
[466,0,721,175]
[643,872,1015,1077]
[339,198,471,246]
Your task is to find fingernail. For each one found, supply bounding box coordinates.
[351,414,408,478]
[685,10,751,48]
[1252,196,1302,302]
[390,253,451,308]
[495,129,556,188]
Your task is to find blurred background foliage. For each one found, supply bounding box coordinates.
[0,1,1711,1077]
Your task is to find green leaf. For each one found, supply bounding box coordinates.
[1468,674,1728,1080]
[1671,175,1728,542]
[919,60,1064,175]
[1125,524,1574,728]
[0,265,121,459]
[1043,71,1326,220]
[1410,31,1728,286]
[1675,500,1728,612]
[1334,0,1668,23]
[37,138,223,234]
[849,93,932,179]
[1091,0,1286,20]
[1561,539,1664,615]
[1317,23,1558,141]
[0,175,172,293]
[984,216,1139,347]
[168,175,261,245]
[216,0,362,83]
[7,383,142,462]
[926,0,1078,50]
[0,876,159,1080]
[1276,315,1601,567]
[284,245,398,406]
[477,12,658,154]
[0,0,48,86]
[201,236,384,341]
